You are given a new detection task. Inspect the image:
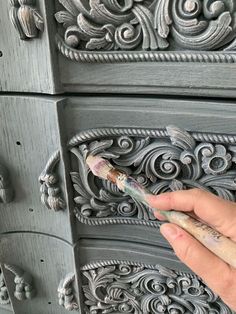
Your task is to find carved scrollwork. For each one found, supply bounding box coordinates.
[9,0,44,40]
[39,150,66,211]
[4,264,36,301]
[81,260,232,313]
[69,126,236,227]
[0,163,14,204]
[55,0,236,63]
[58,273,79,311]
[0,269,10,305]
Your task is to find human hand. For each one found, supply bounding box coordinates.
[148,189,236,311]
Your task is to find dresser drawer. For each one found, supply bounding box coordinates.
[2,1,236,97]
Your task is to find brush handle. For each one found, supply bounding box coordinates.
[162,210,236,268]
[86,155,236,268]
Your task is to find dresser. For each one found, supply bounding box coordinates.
[1,1,236,313]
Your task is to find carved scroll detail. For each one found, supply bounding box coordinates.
[39,150,66,211]
[81,260,232,313]
[55,0,236,63]
[58,273,79,311]
[0,163,14,203]
[4,264,36,301]
[0,269,10,305]
[9,0,44,40]
[69,126,236,228]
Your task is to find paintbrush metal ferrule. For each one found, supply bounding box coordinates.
[86,155,236,268]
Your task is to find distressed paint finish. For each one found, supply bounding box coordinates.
[55,0,236,63]
[4,265,36,301]
[39,150,66,211]
[81,260,233,314]
[58,273,79,311]
[69,126,236,227]
[9,0,44,40]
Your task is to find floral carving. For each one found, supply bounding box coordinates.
[9,0,44,40]
[0,269,10,305]
[55,0,236,62]
[0,163,14,203]
[4,264,36,301]
[39,150,66,211]
[58,273,79,311]
[69,126,236,227]
[81,260,232,313]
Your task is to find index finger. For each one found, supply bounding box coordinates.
[147,189,236,241]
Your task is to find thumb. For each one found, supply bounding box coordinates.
[160,223,233,301]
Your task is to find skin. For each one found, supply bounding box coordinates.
[147,189,236,311]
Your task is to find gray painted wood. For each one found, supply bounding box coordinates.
[0,233,76,314]
[60,58,236,98]
[0,0,61,94]
[0,95,73,243]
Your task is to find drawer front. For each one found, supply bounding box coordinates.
[54,0,236,97]
[2,1,236,96]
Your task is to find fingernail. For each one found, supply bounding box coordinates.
[160,224,178,240]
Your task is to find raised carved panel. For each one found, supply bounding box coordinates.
[0,163,14,204]
[4,264,36,301]
[55,0,236,63]
[58,273,79,311]
[39,150,66,211]
[69,126,236,228]
[9,0,44,40]
[81,260,232,313]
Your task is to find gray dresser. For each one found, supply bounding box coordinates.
[1,1,236,313]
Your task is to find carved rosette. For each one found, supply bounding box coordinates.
[0,269,10,305]
[4,264,36,301]
[55,0,236,63]
[58,273,79,311]
[69,126,236,228]
[0,163,14,204]
[81,260,232,313]
[9,0,44,40]
[39,150,66,211]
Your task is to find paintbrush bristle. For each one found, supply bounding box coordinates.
[86,155,114,180]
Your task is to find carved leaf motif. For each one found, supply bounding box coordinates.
[9,1,44,40]
[81,260,233,313]
[69,126,236,227]
[55,0,236,52]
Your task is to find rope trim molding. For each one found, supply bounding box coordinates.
[74,208,160,228]
[68,127,236,147]
[80,259,197,279]
[56,35,236,64]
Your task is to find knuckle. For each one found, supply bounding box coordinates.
[190,188,205,198]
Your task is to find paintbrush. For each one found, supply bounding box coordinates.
[86,155,236,268]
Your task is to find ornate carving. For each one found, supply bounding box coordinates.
[0,269,10,305]
[69,126,236,228]
[81,260,232,314]
[55,0,236,63]
[58,273,79,311]
[9,0,44,40]
[39,150,66,211]
[0,163,14,203]
[4,264,36,301]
